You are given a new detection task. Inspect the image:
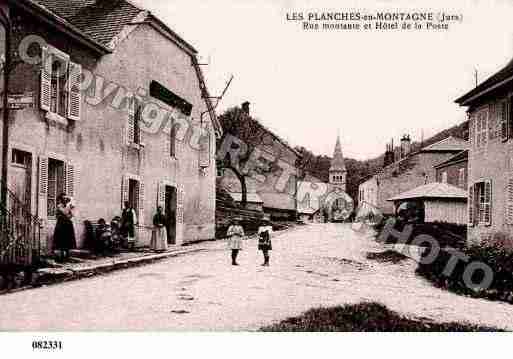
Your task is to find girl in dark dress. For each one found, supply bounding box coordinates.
[53,193,76,262]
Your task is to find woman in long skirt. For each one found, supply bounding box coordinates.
[53,193,76,262]
[151,206,168,252]
[226,218,244,266]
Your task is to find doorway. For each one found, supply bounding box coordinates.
[9,149,32,216]
[165,185,177,245]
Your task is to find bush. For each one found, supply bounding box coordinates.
[377,218,466,249]
[260,302,500,331]
[416,238,513,303]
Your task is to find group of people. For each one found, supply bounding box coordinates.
[53,195,171,262]
[226,218,273,266]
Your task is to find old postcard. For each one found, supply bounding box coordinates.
[0,0,511,357]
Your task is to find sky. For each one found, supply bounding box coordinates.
[132,0,513,160]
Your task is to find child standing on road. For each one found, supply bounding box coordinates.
[258,220,273,266]
[227,218,245,266]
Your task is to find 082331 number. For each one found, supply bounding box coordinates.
[32,340,63,350]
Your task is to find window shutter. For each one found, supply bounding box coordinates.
[65,162,76,198]
[157,181,165,213]
[38,157,48,220]
[138,181,145,225]
[199,131,210,168]
[507,177,513,225]
[121,176,129,210]
[40,47,51,111]
[126,97,135,145]
[484,180,492,226]
[177,186,185,224]
[500,101,508,141]
[67,62,82,121]
[468,115,473,146]
[509,97,513,140]
[468,184,474,226]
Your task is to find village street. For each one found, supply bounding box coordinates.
[1,224,512,331]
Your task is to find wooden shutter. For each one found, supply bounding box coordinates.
[199,131,210,168]
[67,62,82,121]
[138,180,145,225]
[177,186,185,224]
[468,184,474,226]
[484,180,492,226]
[65,162,76,198]
[121,176,129,210]
[468,114,473,147]
[507,177,513,225]
[509,97,513,140]
[500,101,508,141]
[38,156,48,220]
[126,97,135,144]
[40,47,51,111]
[157,181,165,213]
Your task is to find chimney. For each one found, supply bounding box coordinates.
[400,134,411,159]
[241,101,250,116]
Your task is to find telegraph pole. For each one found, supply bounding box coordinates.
[0,7,10,213]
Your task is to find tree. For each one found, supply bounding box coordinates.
[216,106,278,208]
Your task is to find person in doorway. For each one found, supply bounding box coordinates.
[226,218,245,266]
[121,201,137,250]
[258,220,273,266]
[53,193,76,262]
[151,206,168,252]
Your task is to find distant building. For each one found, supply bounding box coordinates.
[358,135,468,215]
[218,103,302,221]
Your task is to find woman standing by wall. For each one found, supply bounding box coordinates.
[151,206,168,252]
[53,193,76,262]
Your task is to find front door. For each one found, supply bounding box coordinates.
[165,186,177,245]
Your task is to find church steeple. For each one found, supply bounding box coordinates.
[329,135,347,191]
[330,135,346,172]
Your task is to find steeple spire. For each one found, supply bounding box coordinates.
[330,135,346,172]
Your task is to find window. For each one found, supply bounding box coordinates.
[470,181,492,226]
[47,158,65,217]
[170,121,177,157]
[134,102,141,145]
[128,179,140,213]
[11,149,31,167]
[441,171,448,183]
[458,168,466,188]
[50,59,67,117]
[40,46,82,121]
[474,109,488,150]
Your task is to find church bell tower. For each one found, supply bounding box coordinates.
[329,135,347,192]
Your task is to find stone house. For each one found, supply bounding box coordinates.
[358,135,468,215]
[456,56,513,243]
[0,0,221,252]
[434,150,468,189]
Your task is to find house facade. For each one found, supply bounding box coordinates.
[0,0,220,252]
[456,58,513,244]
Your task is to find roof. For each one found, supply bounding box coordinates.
[420,136,468,152]
[329,135,346,171]
[229,192,263,204]
[456,58,513,106]
[434,150,468,169]
[29,0,197,53]
[387,182,468,202]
